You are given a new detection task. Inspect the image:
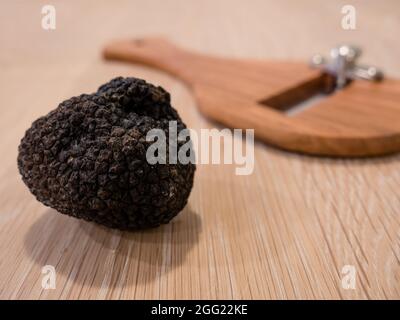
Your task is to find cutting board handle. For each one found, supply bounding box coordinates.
[103,37,195,83]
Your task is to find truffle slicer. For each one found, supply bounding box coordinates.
[103,37,400,157]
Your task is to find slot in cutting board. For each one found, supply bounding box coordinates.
[103,37,400,157]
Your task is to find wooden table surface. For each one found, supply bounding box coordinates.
[1,0,399,299]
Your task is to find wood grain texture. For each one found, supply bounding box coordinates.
[0,0,399,300]
[104,38,400,157]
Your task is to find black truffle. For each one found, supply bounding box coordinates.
[18,77,195,230]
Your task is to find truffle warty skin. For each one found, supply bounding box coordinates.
[18,77,195,230]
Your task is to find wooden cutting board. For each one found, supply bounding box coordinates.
[103,37,400,157]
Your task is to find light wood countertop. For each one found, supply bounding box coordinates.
[0,0,399,299]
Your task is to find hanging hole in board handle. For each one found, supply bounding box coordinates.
[132,39,145,46]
